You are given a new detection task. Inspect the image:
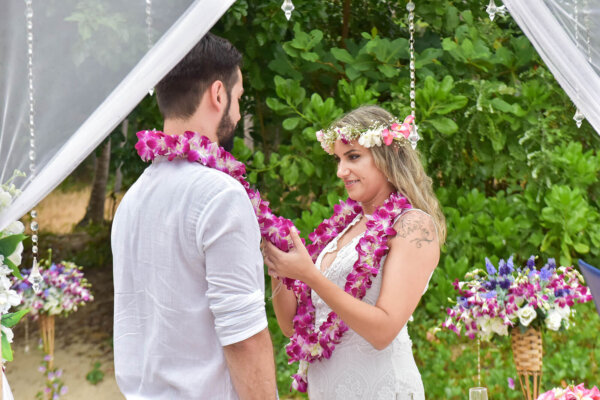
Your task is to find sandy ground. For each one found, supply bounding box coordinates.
[32,187,121,234]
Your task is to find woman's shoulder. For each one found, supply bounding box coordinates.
[391,208,438,250]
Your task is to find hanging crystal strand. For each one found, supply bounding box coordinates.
[406,1,420,149]
[572,0,585,128]
[146,0,154,96]
[24,318,30,353]
[25,0,43,294]
[485,0,507,21]
[281,0,295,21]
[477,338,481,387]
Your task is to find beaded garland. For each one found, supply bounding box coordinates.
[135,130,412,391]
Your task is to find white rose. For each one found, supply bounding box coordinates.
[545,310,562,331]
[557,306,571,319]
[1,325,14,343]
[0,289,21,314]
[490,317,508,336]
[0,189,11,210]
[358,129,382,148]
[4,220,24,235]
[7,241,23,267]
[517,305,537,327]
[476,318,496,340]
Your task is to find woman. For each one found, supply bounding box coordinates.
[264,105,446,399]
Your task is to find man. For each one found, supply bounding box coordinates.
[112,33,277,399]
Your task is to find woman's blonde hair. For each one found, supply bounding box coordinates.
[331,105,446,245]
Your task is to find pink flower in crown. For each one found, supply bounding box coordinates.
[381,128,396,146]
[390,115,415,140]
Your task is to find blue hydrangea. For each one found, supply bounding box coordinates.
[540,266,553,281]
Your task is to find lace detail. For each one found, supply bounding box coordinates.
[307,209,428,400]
[315,214,363,272]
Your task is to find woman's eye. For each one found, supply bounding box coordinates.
[349,154,360,160]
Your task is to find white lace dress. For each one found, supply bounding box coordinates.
[307,211,427,400]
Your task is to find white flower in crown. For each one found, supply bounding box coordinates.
[315,115,415,154]
[358,128,383,148]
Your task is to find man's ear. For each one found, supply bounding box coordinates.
[209,80,226,112]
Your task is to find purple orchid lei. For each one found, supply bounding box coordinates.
[135,130,412,392]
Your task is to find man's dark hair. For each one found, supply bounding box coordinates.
[156,33,242,119]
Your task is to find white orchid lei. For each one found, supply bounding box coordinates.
[135,130,413,392]
[316,115,415,154]
[0,170,29,362]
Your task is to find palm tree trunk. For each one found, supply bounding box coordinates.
[79,138,111,226]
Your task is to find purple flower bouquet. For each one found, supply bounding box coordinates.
[13,260,93,319]
[442,256,592,340]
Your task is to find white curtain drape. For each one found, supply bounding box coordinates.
[502,0,600,136]
[0,0,236,231]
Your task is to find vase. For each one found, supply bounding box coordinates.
[511,326,542,400]
[469,387,489,400]
[38,314,55,369]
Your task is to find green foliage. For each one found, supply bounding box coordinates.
[86,361,105,385]
[2,309,29,328]
[1,331,13,362]
[0,233,27,278]
[109,0,600,397]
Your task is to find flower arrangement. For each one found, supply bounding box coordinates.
[0,170,29,362]
[13,258,93,319]
[442,256,592,340]
[537,384,600,400]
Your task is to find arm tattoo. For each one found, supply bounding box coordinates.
[395,211,435,248]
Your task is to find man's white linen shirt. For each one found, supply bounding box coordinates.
[112,158,267,400]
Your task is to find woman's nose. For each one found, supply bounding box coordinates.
[337,162,348,178]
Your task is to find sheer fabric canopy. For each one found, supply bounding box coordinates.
[502,0,600,135]
[0,0,236,231]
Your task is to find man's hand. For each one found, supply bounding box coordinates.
[223,328,278,400]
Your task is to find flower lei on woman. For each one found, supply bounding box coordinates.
[135,130,412,392]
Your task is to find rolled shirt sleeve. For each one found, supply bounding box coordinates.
[198,186,268,346]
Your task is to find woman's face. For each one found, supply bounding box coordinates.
[334,138,394,209]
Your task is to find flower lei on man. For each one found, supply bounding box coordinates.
[135,130,412,392]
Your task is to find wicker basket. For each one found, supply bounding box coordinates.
[511,327,542,400]
[38,314,56,369]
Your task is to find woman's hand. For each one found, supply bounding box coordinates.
[263,229,316,283]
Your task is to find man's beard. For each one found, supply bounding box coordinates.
[216,95,236,152]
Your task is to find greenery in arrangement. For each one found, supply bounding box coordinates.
[100,0,600,397]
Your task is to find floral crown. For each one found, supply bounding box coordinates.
[316,115,416,155]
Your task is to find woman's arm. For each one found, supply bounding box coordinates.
[270,276,297,337]
[264,210,439,350]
